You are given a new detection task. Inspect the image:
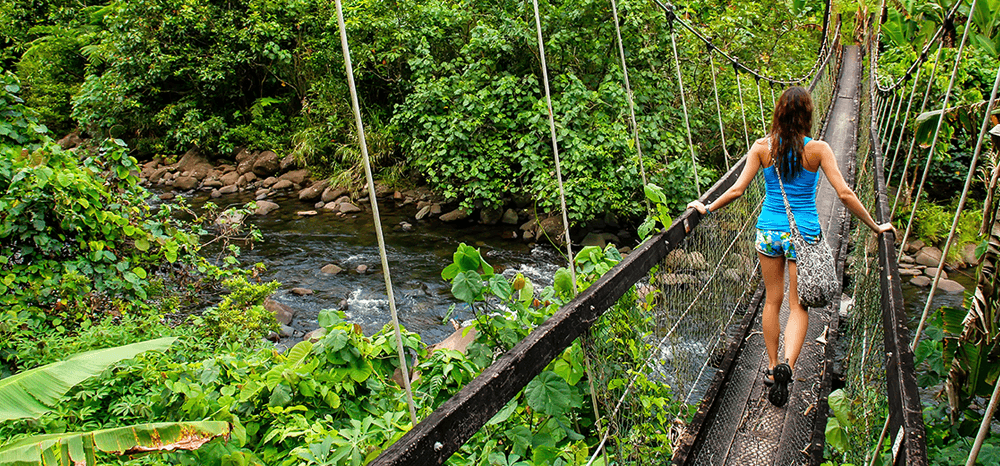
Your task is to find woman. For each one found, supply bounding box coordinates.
[687,86,894,407]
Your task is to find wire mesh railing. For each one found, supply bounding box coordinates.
[836,13,927,465]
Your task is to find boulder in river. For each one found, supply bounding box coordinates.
[910,276,931,287]
[173,176,198,191]
[322,186,348,203]
[321,264,342,275]
[291,288,314,296]
[272,179,294,190]
[253,151,281,177]
[280,169,310,185]
[440,208,469,222]
[937,279,966,294]
[299,180,329,201]
[415,205,432,220]
[502,208,519,225]
[264,297,296,326]
[254,200,280,216]
[339,203,362,214]
[915,247,942,267]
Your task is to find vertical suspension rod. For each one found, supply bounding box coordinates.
[531,0,577,290]
[736,68,751,149]
[899,0,978,258]
[886,62,923,184]
[667,5,701,195]
[333,0,417,424]
[891,41,942,218]
[709,52,730,169]
[881,89,905,152]
[910,59,999,353]
[610,0,650,192]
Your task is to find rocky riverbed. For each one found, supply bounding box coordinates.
[134,146,641,347]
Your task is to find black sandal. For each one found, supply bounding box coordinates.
[763,368,774,386]
[768,363,792,407]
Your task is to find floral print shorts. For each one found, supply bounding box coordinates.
[755,229,820,261]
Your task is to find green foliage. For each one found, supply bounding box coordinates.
[0,337,176,422]
[200,277,281,342]
[0,71,48,147]
[639,183,676,240]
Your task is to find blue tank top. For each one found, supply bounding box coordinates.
[756,137,822,237]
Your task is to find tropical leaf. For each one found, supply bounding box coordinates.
[0,337,177,422]
[0,421,230,466]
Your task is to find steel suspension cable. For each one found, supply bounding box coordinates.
[651,0,834,85]
[709,52,731,169]
[610,0,650,192]
[885,61,923,183]
[666,11,701,195]
[333,0,417,424]
[872,0,962,94]
[878,91,899,144]
[736,69,751,149]
[911,59,999,354]
[755,77,767,134]
[530,0,577,290]
[898,0,979,258]
[881,89,905,150]
[891,42,943,218]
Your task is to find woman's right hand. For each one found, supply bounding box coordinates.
[687,200,708,215]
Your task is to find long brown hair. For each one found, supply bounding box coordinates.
[769,86,813,181]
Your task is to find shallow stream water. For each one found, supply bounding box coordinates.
[169,189,563,345]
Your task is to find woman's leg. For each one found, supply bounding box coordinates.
[784,260,809,370]
[758,252,786,371]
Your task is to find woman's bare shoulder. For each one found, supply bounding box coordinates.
[804,138,832,153]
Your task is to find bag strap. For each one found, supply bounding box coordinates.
[768,136,802,236]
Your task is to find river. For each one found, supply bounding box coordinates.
[173,189,564,345]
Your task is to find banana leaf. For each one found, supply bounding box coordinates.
[0,421,230,466]
[0,337,176,422]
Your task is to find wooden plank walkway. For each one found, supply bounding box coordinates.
[679,45,863,466]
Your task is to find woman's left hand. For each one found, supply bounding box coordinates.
[687,200,708,215]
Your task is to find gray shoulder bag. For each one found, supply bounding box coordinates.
[769,137,840,308]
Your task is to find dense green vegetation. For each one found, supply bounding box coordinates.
[4,0,1000,464]
[1,0,828,222]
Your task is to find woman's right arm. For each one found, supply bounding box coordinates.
[816,141,895,235]
[688,140,763,214]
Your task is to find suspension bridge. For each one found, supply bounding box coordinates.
[326,0,1000,465]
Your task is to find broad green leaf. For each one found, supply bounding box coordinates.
[268,383,292,407]
[318,309,344,329]
[0,421,229,466]
[827,388,851,428]
[454,244,481,272]
[285,341,314,365]
[489,274,512,300]
[525,371,572,415]
[452,270,483,303]
[487,399,518,426]
[644,183,666,204]
[441,262,460,281]
[825,416,849,453]
[0,337,176,422]
[518,276,535,306]
[553,268,574,297]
